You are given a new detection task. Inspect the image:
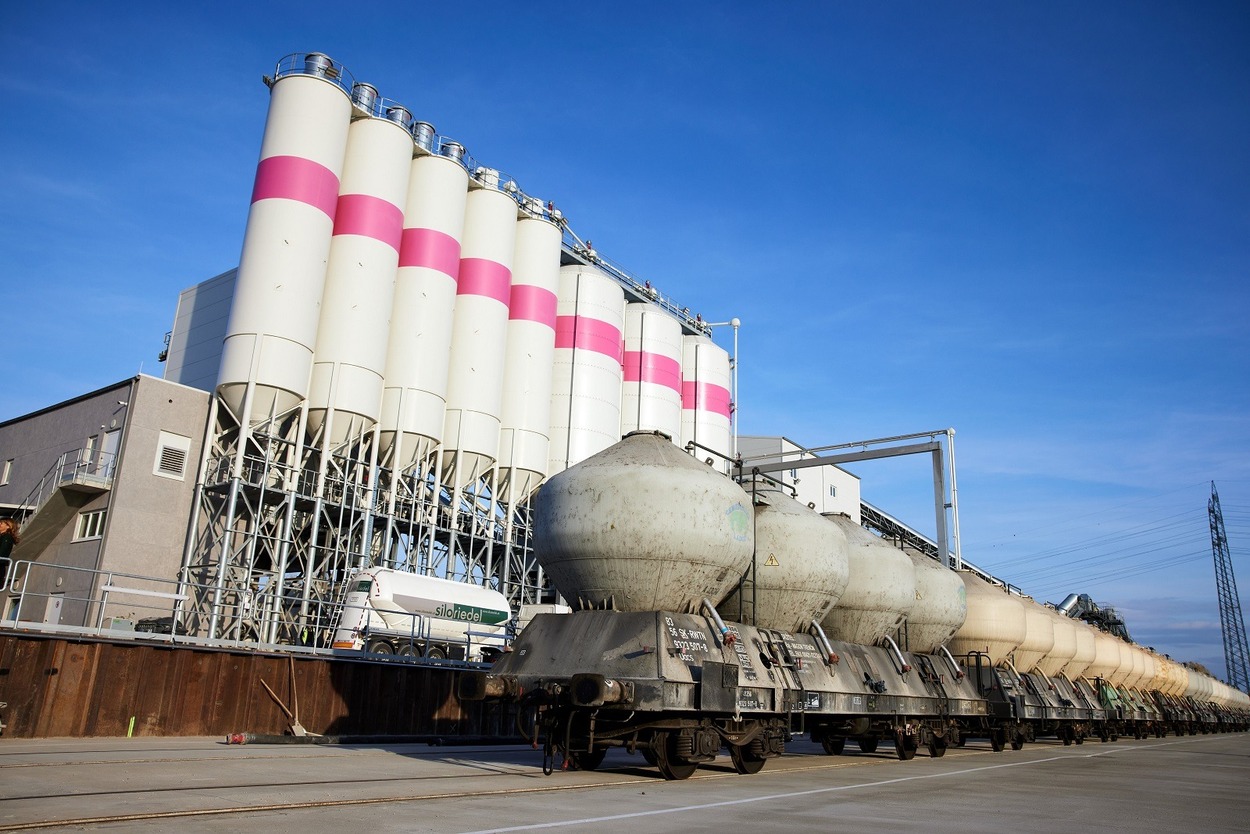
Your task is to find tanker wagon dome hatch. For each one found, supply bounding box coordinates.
[532,431,754,613]
[332,568,511,660]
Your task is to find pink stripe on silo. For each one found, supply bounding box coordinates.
[555,316,623,363]
[332,194,404,252]
[250,155,340,219]
[682,381,732,418]
[622,351,682,393]
[399,228,461,278]
[509,284,557,329]
[457,258,512,305]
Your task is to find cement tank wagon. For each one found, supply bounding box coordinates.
[946,572,1026,666]
[819,515,916,646]
[717,481,850,633]
[900,547,967,653]
[1011,598,1057,674]
[533,431,754,612]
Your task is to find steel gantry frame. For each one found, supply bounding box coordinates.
[176,392,556,648]
[735,428,963,570]
[1209,481,1250,692]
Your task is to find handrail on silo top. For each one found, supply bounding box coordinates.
[270,52,356,96]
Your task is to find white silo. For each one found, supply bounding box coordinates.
[217,53,352,424]
[680,333,733,466]
[547,264,625,475]
[306,86,414,446]
[441,169,517,486]
[497,202,562,503]
[378,136,470,471]
[620,303,683,442]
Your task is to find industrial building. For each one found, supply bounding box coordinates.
[0,51,1244,751]
[0,375,209,628]
[0,52,752,653]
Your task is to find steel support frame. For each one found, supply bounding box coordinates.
[178,395,554,647]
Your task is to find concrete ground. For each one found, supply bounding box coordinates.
[0,732,1246,832]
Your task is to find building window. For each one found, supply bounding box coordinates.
[829,485,837,497]
[1,458,11,486]
[153,431,192,481]
[75,509,107,541]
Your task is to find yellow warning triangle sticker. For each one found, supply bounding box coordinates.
[763,554,780,567]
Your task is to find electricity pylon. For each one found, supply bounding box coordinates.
[1209,482,1250,692]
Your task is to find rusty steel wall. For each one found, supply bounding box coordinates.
[0,633,517,739]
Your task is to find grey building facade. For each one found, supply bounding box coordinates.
[0,375,211,627]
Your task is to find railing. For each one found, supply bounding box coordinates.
[0,560,509,665]
[16,448,116,529]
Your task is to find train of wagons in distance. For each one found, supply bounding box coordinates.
[463,432,1250,779]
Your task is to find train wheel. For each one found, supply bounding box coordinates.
[955,733,967,748]
[652,732,697,781]
[568,748,607,771]
[822,736,846,756]
[730,743,768,775]
[927,736,948,758]
[1010,733,1025,751]
[1075,732,1085,745]
[894,731,917,761]
[990,728,1006,752]
[1062,728,1073,746]
[858,736,879,754]
[641,747,658,766]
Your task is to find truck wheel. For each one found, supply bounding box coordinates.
[425,646,446,660]
[398,643,418,657]
[368,640,394,655]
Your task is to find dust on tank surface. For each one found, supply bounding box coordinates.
[533,431,753,612]
[717,479,850,633]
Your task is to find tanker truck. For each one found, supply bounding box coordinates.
[331,568,511,661]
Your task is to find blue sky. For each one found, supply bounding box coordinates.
[2,2,1248,681]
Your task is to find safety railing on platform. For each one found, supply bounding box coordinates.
[0,560,509,665]
[15,449,116,527]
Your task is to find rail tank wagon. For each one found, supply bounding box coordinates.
[716,480,851,633]
[899,547,967,653]
[378,134,469,469]
[1034,606,1078,677]
[946,572,1027,665]
[1062,620,1098,679]
[533,431,753,612]
[1011,598,1057,674]
[547,264,625,475]
[819,515,916,646]
[464,436,1249,780]
[307,85,413,445]
[217,54,351,424]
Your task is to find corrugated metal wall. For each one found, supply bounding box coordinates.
[0,634,516,739]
